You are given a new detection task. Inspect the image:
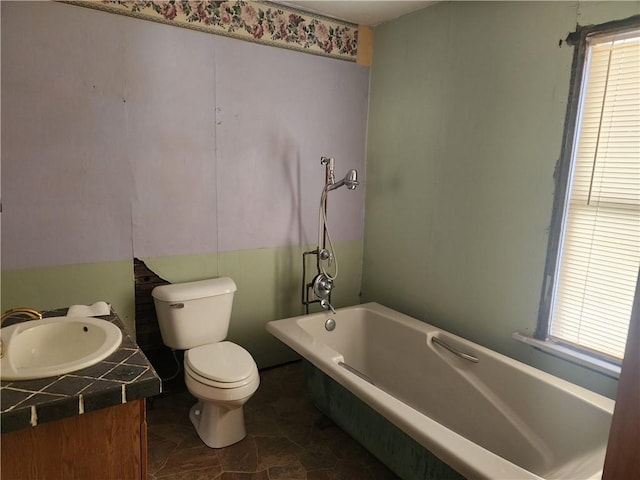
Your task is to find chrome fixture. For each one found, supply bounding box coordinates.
[328,169,359,191]
[432,336,479,363]
[320,298,336,314]
[324,318,336,331]
[338,361,375,385]
[302,156,359,314]
[312,273,333,299]
[321,156,335,184]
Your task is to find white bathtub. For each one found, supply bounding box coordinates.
[266,303,614,480]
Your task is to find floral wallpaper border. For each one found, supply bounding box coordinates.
[63,1,359,61]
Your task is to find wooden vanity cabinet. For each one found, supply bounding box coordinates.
[1,399,147,479]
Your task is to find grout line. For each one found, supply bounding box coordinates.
[30,405,37,426]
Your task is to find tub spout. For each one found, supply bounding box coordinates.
[320,299,336,314]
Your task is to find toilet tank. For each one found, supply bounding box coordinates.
[151,277,237,350]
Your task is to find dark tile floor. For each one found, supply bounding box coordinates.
[147,361,399,480]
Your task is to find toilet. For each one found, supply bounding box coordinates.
[151,277,259,448]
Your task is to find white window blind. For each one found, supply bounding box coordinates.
[551,29,640,361]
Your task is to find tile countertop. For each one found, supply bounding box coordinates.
[0,308,162,434]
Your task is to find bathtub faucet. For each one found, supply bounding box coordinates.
[320,299,336,314]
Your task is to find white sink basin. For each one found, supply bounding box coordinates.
[0,316,122,381]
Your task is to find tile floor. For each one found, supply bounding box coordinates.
[147,361,400,480]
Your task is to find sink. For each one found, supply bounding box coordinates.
[0,316,122,381]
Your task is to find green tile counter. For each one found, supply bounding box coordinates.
[0,308,161,433]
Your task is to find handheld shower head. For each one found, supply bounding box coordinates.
[344,169,358,190]
[328,169,359,191]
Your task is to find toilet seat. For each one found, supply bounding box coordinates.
[185,341,258,389]
[184,365,260,392]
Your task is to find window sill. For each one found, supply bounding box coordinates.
[512,333,621,379]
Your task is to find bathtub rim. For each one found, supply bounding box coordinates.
[266,302,614,480]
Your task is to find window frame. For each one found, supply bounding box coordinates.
[535,15,640,374]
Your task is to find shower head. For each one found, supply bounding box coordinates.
[328,169,359,191]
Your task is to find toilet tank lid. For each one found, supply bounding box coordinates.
[152,277,237,302]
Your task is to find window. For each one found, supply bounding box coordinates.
[535,18,640,373]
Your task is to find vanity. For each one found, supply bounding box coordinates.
[0,309,161,479]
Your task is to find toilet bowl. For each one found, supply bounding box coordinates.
[151,278,260,448]
[184,342,260,448]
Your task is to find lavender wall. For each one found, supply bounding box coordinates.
[215,36,368,252]
[1,1,368,271]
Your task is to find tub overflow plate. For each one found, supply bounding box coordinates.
[325,318,336,331]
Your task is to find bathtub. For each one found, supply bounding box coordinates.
[266,303,614,480]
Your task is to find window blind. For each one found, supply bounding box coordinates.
[551,30,640,361]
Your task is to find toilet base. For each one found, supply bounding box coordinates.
[189,401,247,448]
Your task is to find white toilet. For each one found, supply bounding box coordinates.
[151,277,260,448]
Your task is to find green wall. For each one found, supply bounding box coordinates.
[2,261,135,329]
[363,1,639,398]
[1,240,363,368]
[145,241,363,367]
